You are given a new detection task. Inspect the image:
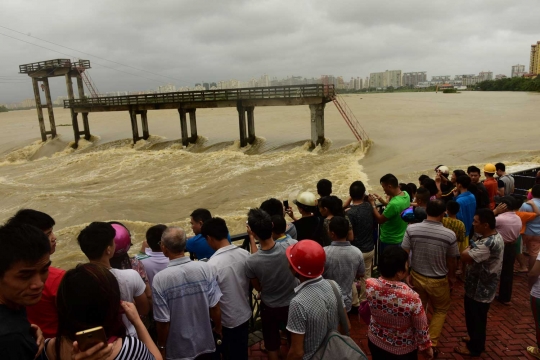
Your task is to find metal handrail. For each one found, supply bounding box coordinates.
[19,59,91,74]
[64,84,335,109]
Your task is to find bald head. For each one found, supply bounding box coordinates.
[161,226,187,254]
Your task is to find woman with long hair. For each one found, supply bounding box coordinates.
[42,263,161,360]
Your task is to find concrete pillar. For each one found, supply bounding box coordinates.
[188,109,197,143]
[66,73,80,147]
[246,106,255,144]
[41,78,57,138]
[178,108,188,146]
[237,102,247,147]
[76,76,91,140]
[309,103,325,147]
[129,109,140,144]
[31,77,47,142]
[141,111,149,140]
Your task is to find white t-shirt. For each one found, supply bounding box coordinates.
[532,253,540,299]
[110,268,146,337]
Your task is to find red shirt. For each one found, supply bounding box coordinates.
[26,266,65,338]
[484,178,498,210]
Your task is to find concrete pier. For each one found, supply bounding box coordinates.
[246,106,255,144]
[76,76,91,140]
[188,109,198,143]
[310,103,325,147]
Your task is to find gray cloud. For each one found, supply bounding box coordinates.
[0,0,537,103]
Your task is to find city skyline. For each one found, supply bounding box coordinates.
[1,0,537,104]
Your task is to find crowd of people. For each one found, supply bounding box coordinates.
[2,162,540,360]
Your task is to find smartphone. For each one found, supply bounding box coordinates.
[75,326,107,351]
[283,200,289,209]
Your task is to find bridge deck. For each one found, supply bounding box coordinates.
[64,84,335,112]
[19,59,91,74]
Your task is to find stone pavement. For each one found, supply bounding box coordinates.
[248,272,537,359]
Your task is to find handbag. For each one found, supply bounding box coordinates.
[310,280,367,360]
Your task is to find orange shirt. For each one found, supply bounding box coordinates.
[516,211,537,234]
[484,177,498,210]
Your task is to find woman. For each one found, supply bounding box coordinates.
[318,196,353,246]
[42,263,162,360]
[286,191,322,243]
[366,247,433,360]
[421,178,439,201]
[109,222,149,284]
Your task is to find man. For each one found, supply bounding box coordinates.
[455,209,504,357]
[443,201,467,275]
[271,215,298,248]
[203,217,251,360]
[345,180,373,306]
[78,222,149,337]
[467,166,490,209]
[369,174,410,255]
[493,197,521,305]
[313,179,332,218]
[7,209,65,339]
[245,208,299,360]
[496,162,514,197]
[261,198,297,239]
[435,165,454,202]
[454,175,476,240]
[186,208,214,260]
[153,226,223,360]
[323,216,365,313]
[0,223,50,360]
[402,187,429,224]
[483,164,498,210]
[402,200,459,355]
[287,192,321,242]
[520,185,540,270]
[138,224,169,287]
[286,240,349,360]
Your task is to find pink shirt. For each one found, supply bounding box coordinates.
[495,212,522,244]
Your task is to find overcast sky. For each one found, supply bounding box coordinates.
[0,0,537,103]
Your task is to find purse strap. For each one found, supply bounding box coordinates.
[328,280,350,336]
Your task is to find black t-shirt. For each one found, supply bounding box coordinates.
[347,203,374,252]
[440,181,455,202]
[293,216,322,243]
[0,305,38,360]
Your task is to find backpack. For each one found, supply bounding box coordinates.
[311,280,368,360]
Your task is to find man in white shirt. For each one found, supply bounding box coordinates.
[138,224,169,287]
[152,226,222,360]
[203,217,251,360]
[77,222,149,337]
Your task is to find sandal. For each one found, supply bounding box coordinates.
[454,345,479,356]
[528,346,540,359]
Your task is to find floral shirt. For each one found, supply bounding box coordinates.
[366,277,431,355]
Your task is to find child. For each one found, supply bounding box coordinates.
[442,200,467,275]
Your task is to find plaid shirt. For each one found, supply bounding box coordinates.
[286,277,343,360]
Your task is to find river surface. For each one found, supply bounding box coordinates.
[1,91,539,269]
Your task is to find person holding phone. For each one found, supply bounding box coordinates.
[41,263,161,360]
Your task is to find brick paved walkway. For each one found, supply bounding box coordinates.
[248,272,537,359]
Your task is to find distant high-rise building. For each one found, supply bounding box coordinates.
[369,70,402,88]
[511,64,526,78]
[495,74,507,80]
[530,41,540,75]
[478,71,493,81]
[365,77,369,89]
[431,75,451,84]
[402,72,427,87]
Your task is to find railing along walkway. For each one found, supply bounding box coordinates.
[63,84,335,109]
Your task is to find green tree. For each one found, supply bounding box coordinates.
[0,105,8,113]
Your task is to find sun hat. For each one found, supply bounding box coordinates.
[293,191,317,207]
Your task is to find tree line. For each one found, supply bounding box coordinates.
[0,105,8,113]
[477,77,540,91]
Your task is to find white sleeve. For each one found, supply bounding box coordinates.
[129,270,146,297]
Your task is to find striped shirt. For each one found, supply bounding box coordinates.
[442,217,466,243]
[43,336,155,360]
[323,242,365,312]
[286,277,343,360]
[152,257,222,360]
[402,220,459,278]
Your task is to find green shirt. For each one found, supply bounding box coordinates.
[380,192,410,244]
